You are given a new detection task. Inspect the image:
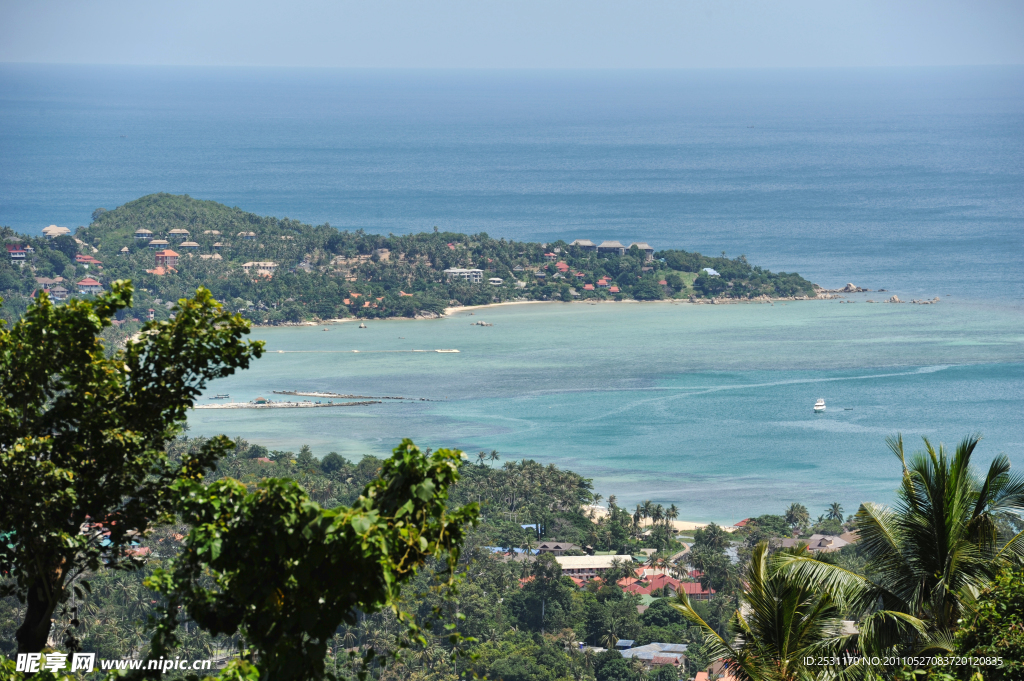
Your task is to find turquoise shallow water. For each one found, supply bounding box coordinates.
[188,297,1024,523]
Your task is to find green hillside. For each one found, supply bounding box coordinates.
[1,193,817,324]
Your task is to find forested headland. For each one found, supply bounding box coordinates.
[0,193,818,325]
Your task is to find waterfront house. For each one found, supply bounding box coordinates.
[242,261,278,277]
[583,283,595,291]
[77,278,103,295]
[609,286,620,293]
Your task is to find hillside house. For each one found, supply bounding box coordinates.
[76,278,103,295]
[242,261,278,277]
[554,555,633,581]
[154,249,179,268]
[443,268,484,283]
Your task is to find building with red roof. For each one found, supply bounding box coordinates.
[583,283,595,291]
[76,278,103,294]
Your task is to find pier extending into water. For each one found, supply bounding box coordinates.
[193,400,381,410]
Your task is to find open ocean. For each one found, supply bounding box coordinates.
[2,65,1022,520]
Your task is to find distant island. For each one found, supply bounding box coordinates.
[1,193,818,325]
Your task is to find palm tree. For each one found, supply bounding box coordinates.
[488,449,501,466]
[666,503,679,526]
[601,628,619,650]
[826,502,844,522]
[779,434,1024,650]
[673,542,921,680]
[477,451,488,467]
[784,503,809,531]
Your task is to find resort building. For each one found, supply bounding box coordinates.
[489,277,504,285]
[777,534,851,555]
[199,253,223,261]
[179,240,200,251]
[168,228,191,241]
[34,276,62,290]
[7,244,27,263]
[443,268,484,283]
[154,249,179,269]
[554,555,633,581]
[242,261,278,277]
[120,246,130,255]
[134,229,153,240]
[42,225,72,239]
[75,254,102,267]
[148,239,170,249]
[237,231,257,240]
[535,541,580,556]
[76,278,103,295]
[629,242,655,262]
[203,230,221,236]
[48,286,69,301]
[619,642,688,669]
[570,239,597,252]
[597,240,626,255]
[702,267,720,277]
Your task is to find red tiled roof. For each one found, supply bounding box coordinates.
[343,299,351,305]
[659,280,668,285]
[155,249,179,257]
[583,284,595,290]
[609,286,620,293]
[680,581,715,596]
[77,277,102,286]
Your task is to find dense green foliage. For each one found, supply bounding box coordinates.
[0,194,817,325]
[953,566,1024,680]
[0,282,263,653]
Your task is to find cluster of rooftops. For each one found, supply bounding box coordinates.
[568,239,655,261]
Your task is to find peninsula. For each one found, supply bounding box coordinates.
[1,193,818,325]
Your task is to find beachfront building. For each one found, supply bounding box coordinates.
[629,242,655,262]
[443,268,484,284]
[597,240,626,255]
[554,554,633,581]
[242,261,278,277]
[570,239,597,252]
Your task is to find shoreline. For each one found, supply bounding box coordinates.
[584,505,740,533]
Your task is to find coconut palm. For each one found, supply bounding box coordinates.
[778,434,1024,650]
[488,449,501,466]
[477,451,488,467]
[826,502,844,522]
[784,503,809,531]
[673,542,922,680]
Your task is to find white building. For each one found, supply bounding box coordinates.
[443,268,484,284]
[488,277,504,285]
[555,555,634,581]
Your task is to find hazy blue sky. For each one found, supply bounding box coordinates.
[1,0,1023,69]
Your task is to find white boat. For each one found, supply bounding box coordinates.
[435,349,460,353]
[814,398,826,412]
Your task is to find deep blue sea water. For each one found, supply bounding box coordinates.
[2,65,1022,520]
[2,65,1023,300]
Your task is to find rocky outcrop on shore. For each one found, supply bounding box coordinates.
[815,283,871,294]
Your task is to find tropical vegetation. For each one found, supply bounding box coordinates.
[0,193,818,325]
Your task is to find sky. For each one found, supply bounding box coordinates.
[1,0,1023,69]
